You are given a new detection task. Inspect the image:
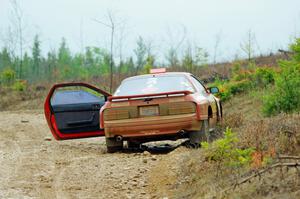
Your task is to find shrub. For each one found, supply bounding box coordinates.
[0,68,15,86]
[263,39,300,116]
[228,79,253,95]
[12,80,27,91]
[252,67,275,88]
[202,128,254,169]
[215,83,232,101]
[210,79,253,102]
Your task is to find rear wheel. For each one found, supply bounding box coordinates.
[106,137,123,153]
[127,141,141,149]
[187,119,210,148]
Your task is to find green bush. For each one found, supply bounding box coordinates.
[263,39,300,116]
[252,67,275,88]
[209,79,253,102]
[12,80,27,91]
[212,65,276,102]
[228,79,253,95]
[263,63,300,116]
[202,128,254,168]
[217,87,232,101]
[0,68,15,85]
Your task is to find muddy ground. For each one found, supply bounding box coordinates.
[1,107,300,199]
[0,110,192,199]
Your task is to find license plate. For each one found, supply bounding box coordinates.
[139,106,159,117]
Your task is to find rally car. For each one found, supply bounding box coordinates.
[44,69,222,152]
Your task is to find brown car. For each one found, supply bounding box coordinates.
[44,70,222,152]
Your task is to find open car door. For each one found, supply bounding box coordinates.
[44,83,110,140]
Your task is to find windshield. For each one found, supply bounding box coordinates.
[114,75,195,96]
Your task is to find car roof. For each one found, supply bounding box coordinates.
[122,72,192,82]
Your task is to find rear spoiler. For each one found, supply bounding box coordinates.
[108,90,192,102]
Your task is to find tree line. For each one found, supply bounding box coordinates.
[0,34,212,89]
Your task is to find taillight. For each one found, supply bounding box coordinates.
[103,102,196,121]
[103,108,130,121]
[167,102,196,115]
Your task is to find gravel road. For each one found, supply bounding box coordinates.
[0,110,190,199]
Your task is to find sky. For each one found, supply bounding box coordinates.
[0,0,300,63]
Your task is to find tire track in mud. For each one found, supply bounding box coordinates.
[0,110,190,198]
[52,166,68,199]
[51,156,98,199]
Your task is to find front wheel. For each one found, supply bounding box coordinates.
[106,138,123,153]
[187,119,210,148]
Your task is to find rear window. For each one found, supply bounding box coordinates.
[114,75,194,96]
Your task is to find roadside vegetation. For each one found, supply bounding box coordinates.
[168,38,300,198]
[210,38,300,116]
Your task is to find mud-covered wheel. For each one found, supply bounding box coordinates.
[187,119,210,148]
[127,141,141,149]
[106,137,123,153]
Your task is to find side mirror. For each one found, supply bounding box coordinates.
[209,87,219,94]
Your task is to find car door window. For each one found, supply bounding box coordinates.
[190,76,207,93]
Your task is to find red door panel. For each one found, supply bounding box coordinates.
[44,82,110,140]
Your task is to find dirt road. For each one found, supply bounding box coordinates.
[0,110,190,199]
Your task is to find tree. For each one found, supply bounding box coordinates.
[165,25,186,67]
[182,43,208,72]
[166,47,179,67]
[10,0,26,79]
[22,52,31,80]
[32,35,41,77]
[1,27,16,61]
[58,38,71,66]
[116,21,127,66]
[84,47,94,68]
[119,57,134,74]
[57,38,72,79]
[212,31,222,66]
[46,51,57,81]
[134,36,147,74]
[194,47,209,67]
[93,11,119,93]
[0,48,12,71]
[143,55,155,74]
[143,39,155,73]
[182,44,194,72]
[240,30,256,62]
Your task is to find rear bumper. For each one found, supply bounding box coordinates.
[104,113,201,139]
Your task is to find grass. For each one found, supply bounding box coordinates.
[169,90,300,199]
[0,85,48,111]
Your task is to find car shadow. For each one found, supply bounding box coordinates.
[122,140,189,154]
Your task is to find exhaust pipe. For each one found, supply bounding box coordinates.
[116,135,123,142]
[179,130,186,136]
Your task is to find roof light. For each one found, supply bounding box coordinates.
[150,68,166,74]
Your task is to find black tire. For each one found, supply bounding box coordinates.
[127,141,141,149]
[106,138,123,153]
[187,119,210,148]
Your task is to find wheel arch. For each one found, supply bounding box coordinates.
[208,105,213,119]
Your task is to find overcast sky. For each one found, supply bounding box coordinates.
[0,0,300,63]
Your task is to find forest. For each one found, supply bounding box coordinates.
[0,34,212,91]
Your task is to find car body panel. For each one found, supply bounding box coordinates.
[44,72,222,142]
[100,72,222,141]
